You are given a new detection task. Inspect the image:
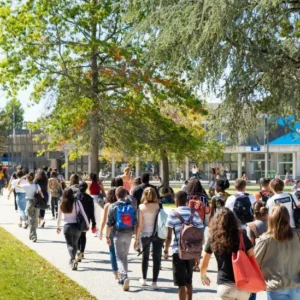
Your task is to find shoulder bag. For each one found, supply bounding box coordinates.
[232,231,266,293]
[290,194,300,229]
[75,201,87,232]
[33,184,48,209]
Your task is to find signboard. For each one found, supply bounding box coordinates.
[244,146,261,152]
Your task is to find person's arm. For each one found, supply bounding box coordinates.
[200,251,212,286]
[134,209,143,248]
[246,226,256,246]
[90,197,96,227]
[164,227,173,259]
[99,204,109,240]
[254,238,268,266]
[106,205,115,246]
[78,201,89,230]
[56,205,62,233]
[37,185,44,198]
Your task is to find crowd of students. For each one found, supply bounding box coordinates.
[4,165,300,300]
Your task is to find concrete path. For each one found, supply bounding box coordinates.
[0,191,266,300]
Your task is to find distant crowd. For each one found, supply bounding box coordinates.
[3,164,300,300]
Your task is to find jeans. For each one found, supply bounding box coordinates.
[141,236,163,282]
[14,189,18,210]
[51,197,59,218]
[63,223,81,261]
[109,238,118,272]
[114,232,132,280]
[78,232,87,253]
[249,293,256,300]
[217,283,250,300]
[16,193,27,221]
[267,287,300,300]
[26,200,40,240]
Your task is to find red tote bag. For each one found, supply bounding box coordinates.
[232,232,266,293]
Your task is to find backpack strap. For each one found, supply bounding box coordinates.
[289,193,297,209]
[173,210,185,223]
[247,222,259,239]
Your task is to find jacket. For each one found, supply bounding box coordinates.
[255,229,300,291]
[78,193,96,226]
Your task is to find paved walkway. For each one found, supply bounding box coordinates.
[0,192,266,300]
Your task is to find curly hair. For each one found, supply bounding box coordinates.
[209,208,240,254]
[186,177,208,196]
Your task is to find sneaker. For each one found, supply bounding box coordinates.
[76,252,83,262]
[123,278,130,291]
[23,223,28,229]
[151,282,158,290]
[72,261,78,270]
[118,279,124,285]
[32,238,37,242]
[41,221,45,228]
[139,278,147,286]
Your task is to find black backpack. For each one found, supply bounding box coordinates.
[233,194,254,225]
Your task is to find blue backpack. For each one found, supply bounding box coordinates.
[116,202,135,231]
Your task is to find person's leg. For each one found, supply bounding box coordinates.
[26,201,38,241]
[152,238,163,283]
[17,193,27,225]
[79,232,87,253]
[72,226,81,261]
[141,237,151,281]
[54,198,58,218]
[109,239,118,275]
[51,196,55,217]
[93,197,101,232]
[186,284,193,300]
[178,286,187,300]
[63,224,77,261]
[217,283,250,300]
[13,189,18,211]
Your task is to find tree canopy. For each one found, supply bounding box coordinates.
[125,0,300,141]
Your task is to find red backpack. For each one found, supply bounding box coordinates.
[188,195,210,222]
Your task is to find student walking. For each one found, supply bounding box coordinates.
[225,179,256,229]
[106,187,136,291]
[57,189,89,270]
[99,188,119,279]
[77,182,96,262]
[8,165,23,212]
[209,179,230,220]
[164,191,203,300]
[8,170,28,228]
[120,167,133,192]
[18,172,44,242]
[88,172,104,236]
[267,178,300,228]
[48,171,61,219]
[135,187,164,288]
[34,169,49,228]
[255,204,300,299]
[200,208,254,300]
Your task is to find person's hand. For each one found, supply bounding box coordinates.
[134,239,138,249]
[99,232,103,240]
[201,275,211,286]
[106,237,111,246]
[163,250,169,260]
[86,226,89,232]
[56,227,61,234]
[92,225,97,234]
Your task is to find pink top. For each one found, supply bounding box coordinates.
[123,182,131,192]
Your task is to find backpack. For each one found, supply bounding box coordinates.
[115,202,135,231]
[155,209,168,240]
[259,190,270,203]
[233,194,254,225]
[188,195,210,222]
[173,210,203,260]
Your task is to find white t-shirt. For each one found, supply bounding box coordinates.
[11,179,27,193]
[192,168,197,174]
[225,191,256,229]
[19,183,41,199]
[267,193,300,228]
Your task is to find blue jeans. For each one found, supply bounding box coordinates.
[16,193,27,221]
[109,238,118,273]
[249,293,256,300]
[267,287,300,300]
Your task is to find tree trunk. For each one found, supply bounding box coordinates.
[161,149,170,190]
[89,10,100,174]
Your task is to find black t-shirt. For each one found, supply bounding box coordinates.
[132,183,159,208]
[205,232,253,285]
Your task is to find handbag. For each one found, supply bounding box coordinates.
[290,194,300,229]
[232,232,266,293]
[75,201,87,232]
[33,184,48,209]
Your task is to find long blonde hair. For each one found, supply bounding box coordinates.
[141,187,158,204]
[266,204,293,242]
[124,167,131,175]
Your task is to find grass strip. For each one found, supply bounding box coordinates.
[0,227,96,300]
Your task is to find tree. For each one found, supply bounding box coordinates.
[3,99,24,130]
[124,0,300,141]
[0,0,168,173]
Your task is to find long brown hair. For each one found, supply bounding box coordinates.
[69,174,79,187]
[60,189,75,213]
[267,204,293,242]
[209,208,240,254]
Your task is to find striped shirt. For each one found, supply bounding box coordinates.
[166,206,203,254]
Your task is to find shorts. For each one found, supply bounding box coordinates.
[172,253,194,286]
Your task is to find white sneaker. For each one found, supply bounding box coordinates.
[152,282,158,290]
[139,278,147,286]
[123,278,130,291]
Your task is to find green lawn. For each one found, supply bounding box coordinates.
[0,227,96,300]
